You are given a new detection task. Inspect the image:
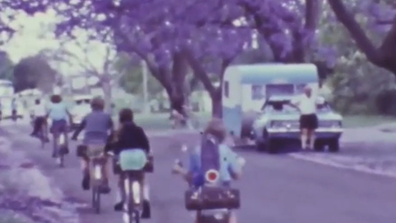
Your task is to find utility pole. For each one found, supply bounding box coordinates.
[141,60,150,114]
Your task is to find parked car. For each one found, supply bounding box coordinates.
[252,95,343,154]
[70,94,93,129]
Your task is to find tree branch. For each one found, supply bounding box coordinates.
[181,47,216,94]
[327,0,382,65]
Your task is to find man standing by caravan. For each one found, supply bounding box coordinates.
[291,85,319,150]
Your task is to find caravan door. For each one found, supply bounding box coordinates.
[222,78,243,137]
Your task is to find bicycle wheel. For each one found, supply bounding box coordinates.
[92,186,101,214]
[39,128,46,149]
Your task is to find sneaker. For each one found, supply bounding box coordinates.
[82,172,90,190]
[114,201,123,211]
[141,200,151,219]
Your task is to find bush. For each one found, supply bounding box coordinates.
[375,89,396,116]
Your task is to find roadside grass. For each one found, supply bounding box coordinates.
[0,164,34,223]
[0,212,30,223]
[132,113,395,130]
[133,112,211,130]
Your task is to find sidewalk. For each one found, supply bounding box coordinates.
[0,136,80,223]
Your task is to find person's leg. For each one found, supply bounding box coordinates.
[100,157,111,193]
[81,157,90,190]
[299,115,307,150]
[307,129,315,149]
[31,118,39,135]
[300,129,308,150]
[52,132,58,157]
[61,120,69,149]
[114,174,125,211]
[141,175,151,218]
[43,120,49,141]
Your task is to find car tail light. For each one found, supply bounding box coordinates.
[205,169,219,183]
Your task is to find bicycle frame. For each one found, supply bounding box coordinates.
[53,132,67,167]
[91,156,106,214]
[122,171,143,223]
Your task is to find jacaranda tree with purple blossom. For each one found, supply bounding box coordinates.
[8,0,393,116]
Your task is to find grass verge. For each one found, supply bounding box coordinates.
[342,115,396,128]
[132,113,395,130]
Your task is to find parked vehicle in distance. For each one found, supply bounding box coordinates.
[70,94,93,129]
[252,95,343,154]
[222,63,320,146]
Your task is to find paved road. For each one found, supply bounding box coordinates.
[1,123,396,223]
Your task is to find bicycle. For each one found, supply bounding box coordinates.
[77,144,110,214]
[52,131,68,168]
[172,144,243,223]
[91,150,108,214]
[34,117,48,149]
[112,150,153,223]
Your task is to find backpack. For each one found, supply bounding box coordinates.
[200,134,220,177]
[185,134,241,211]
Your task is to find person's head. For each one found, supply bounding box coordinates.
[50,95,62,103]
[35,99,41,105]
[203,118,227,143]
[119,108,134,123]
[304,85,312,97]
[90,96,105,111]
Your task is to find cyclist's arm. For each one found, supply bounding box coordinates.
[108,116,114,135]
[72,118,86,139]
[225,146,242,180]
[65,107,72,120]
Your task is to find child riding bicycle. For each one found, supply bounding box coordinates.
[107,108,152,218]
[172,118,245,223]
[47,94,72,162]
[71,97,114,193]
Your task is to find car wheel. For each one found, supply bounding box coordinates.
[267,139,278,154]
[328,138,340,152]
[256,129,268,152]
[314,139,325,152]
[256,141,266,152]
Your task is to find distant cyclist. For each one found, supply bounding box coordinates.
[172,118,245,223]
[30,98,49,141]
[47,93,72,162]
[11,97,17,121]
[71,97,114,193]
[108,108,151,218]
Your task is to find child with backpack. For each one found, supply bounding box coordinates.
[172,118,245,223]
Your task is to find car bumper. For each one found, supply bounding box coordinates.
[266,128,343,140]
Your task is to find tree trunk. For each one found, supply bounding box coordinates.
[101,79,112,113]
[210,89,222,118]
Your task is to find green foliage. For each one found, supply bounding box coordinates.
[12,55,57,92]
[114,54,163,97]
[0,51,14,81]
[329,52,395,114]
[318,2,395,115]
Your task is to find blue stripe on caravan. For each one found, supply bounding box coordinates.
[238,64,318,84]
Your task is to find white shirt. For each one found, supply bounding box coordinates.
[32,103,47,116]
[293,94,318,115]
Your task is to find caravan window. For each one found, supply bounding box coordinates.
[251,85,264,100]
[223,81,229,98]
[266,84,294,97]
